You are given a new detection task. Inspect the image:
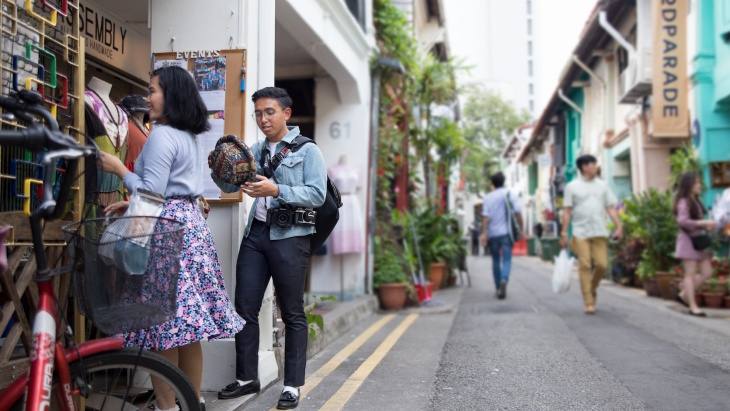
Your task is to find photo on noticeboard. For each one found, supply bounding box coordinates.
[194,57,227,92]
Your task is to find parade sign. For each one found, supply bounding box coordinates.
[652,0,689,138]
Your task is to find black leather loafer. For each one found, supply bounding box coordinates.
[217,379,261,399]
[277,389,300,409]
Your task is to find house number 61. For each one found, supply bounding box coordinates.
[329,121,350,139]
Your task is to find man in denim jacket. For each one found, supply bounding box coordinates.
[216,87,326,410]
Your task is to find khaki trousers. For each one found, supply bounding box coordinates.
[571,237,608,306]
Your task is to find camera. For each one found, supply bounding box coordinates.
[294,208,317,226]
[268,207,294,229]
[267,207,317,228]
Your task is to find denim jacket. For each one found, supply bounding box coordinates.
[212,126,327,240]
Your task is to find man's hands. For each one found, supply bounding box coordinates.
[241,175,280,198]
[104,201,129,216]
[612,226,624,241]
[559,233,569,249]
[480,233,487,247]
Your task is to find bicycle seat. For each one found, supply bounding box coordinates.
[0,226,9,274]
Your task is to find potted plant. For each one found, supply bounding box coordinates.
[373,239,409,310]
[408,209,462,291]
[702,278,724,309]
[623,190,678,298]
[724,281,730,309]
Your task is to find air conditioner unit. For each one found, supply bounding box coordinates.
[619,0,653,104]
[619,48,653,104]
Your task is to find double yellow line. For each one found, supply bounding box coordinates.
[269,313,419,411]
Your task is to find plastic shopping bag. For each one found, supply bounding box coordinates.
[552,249,574,294]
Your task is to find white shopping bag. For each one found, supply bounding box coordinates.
[552,249,574,294]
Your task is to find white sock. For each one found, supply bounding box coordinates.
[237,379,253,386]
[158,406,179,411]
[283,386,299,397]
[199,397,205,404]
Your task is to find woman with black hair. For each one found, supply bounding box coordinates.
[100,65,244,410]
[674,172,717,316]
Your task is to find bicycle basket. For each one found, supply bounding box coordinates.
[62,217,185,335]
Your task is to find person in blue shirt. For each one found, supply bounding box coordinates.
[215,87,326,410]
[480,172,523,299]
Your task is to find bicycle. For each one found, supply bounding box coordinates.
[0,90,200,411]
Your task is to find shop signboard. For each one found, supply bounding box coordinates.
[652,0,689,138]
[63,1,151,81]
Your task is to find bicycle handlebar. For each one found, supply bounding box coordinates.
[0,90,96,276]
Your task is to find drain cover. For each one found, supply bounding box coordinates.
[472,302,538,315]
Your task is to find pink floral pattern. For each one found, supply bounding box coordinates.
[121,196,244,350]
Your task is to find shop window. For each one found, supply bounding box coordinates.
[527,0,532,15]
[346,0,366,31]
[528,60,533,76]
[528,40,533,56]
[529,83,534,95]
[527,19,532,36]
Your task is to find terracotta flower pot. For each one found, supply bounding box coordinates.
[702,292,725,309]
[694,291,704,307]
[643,278,660,297]
[655,271,674,300]
[429,262,446,292]
[378,283,407,310]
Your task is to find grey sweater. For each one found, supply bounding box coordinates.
[123,124,203,197]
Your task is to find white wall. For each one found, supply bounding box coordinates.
[308,76,369,297]
[150,0,277,391]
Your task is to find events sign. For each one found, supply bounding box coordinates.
[652,0,689,138]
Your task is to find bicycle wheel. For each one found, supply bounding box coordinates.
[64,348,200,411]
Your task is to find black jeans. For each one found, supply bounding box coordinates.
[234,220,311,386]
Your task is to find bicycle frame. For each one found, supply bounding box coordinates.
[0,93,125,411]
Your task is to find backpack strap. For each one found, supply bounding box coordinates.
[263,135,316,174]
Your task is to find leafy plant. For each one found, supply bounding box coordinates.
[669,142,702,189]
[706,277,719,294]
[373,237,409,289]
[622,190,678,278]
[305,294,337,340]
[397,208,464,278]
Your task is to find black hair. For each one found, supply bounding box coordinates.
[151,66,210,134]
[251,87,293,110]
[576,154,598,174]
[490,172,505,188]
[674,172,705,219]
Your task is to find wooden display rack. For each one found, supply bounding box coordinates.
[0,0,85,389]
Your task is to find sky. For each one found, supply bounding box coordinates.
[534,0,598,116]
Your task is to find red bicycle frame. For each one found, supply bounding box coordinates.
[0,279,125,411]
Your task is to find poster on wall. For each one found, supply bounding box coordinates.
[194,57,226,111]
[200,118,226,200]
[154,59,187,71]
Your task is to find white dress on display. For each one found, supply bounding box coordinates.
[328,163,365,254]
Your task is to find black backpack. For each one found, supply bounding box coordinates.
[263,135,343,253]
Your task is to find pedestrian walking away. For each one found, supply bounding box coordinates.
[469,222,480,256]
[100,65,245,411]
[480,172,523,299]
[214,87,327,410]
[674,172,717,317]
[559,154,623,315]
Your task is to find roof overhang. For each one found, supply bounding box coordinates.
[518,0,634,162]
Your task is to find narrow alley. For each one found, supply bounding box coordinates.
[213,255,730,411]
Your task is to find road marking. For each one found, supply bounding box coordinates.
[268,314,397,411]
[318,314,419,411]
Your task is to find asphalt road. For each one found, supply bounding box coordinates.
[236,255,730,411]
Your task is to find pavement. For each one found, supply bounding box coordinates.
[203,255,730,410]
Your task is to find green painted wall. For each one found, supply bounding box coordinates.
[693,0,730,205]
[564,88,585,183]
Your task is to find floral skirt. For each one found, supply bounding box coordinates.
[120,196,245,350]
